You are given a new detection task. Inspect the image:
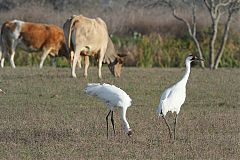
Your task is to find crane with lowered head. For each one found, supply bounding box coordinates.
[85,83,132,138]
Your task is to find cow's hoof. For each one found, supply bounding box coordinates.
[72,74,77,78]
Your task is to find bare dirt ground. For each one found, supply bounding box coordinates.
[0,67,239,159]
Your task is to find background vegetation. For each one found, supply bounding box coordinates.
[0,0,240,67]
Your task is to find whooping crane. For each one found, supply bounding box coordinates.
[157,54,203,140]
[85,83,132,138]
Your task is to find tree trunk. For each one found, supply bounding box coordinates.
[209,21,218,69]
[192,36,205,68]
[214,13,233,69]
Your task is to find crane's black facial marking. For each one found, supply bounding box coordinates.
[190,55,204,62]
[190,55,196,61]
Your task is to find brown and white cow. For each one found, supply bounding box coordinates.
[0,20,68,68]
[63,15,126,78]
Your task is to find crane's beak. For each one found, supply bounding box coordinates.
[0,90,6,94]
[127,130,132,137]
[195,56,204,61]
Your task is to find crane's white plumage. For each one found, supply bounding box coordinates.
[85,83,132,137]
[157,54,203,140]
[157,80,186,116]
[85,83,131,109]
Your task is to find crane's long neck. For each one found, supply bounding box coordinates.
[179,61,191,86]
[121,107,131,133]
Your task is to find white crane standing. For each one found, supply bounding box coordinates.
[85,83,132,138]
[157,54,203,140]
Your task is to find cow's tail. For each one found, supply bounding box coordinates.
[0,23,5,63]
[68,15,79,49]
[0,46,2,64]
[0,39,2,61]
[0,21,11,67]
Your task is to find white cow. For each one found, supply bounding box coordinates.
[63,15,126,78]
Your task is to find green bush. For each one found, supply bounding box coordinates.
[113,30,240,68]
[6,30,240,68]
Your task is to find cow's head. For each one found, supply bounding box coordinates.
[58,41,69,58]
[108,54,127,77]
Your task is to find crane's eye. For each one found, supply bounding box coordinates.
[190,56,195,61]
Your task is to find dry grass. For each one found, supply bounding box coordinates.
[1,0,240,36]
[0,66,239,159]
[0,1,214,35]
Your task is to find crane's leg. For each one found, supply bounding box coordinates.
[106,110,111,139]
[162,116,172,139]
[110,111,116,137]
[173,114,178,140]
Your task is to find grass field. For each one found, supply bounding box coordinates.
[0,66,239,159]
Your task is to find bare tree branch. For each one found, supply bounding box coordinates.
[192,0,197,37]
[167,0,205,67]
[204,0,240,69]
[143,0,239,69]
[204,0,211,10]
[215,0,232,10]
[214,11,233,69]
[172,10,193,36]
[214,0,240,69]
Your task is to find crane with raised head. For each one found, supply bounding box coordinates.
[157,54,203,140]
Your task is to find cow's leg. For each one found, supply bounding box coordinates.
[51,56,56,67]
[77,55,82,68]
[0,44,8,68]
[40,48,51,69]
[84,56,89,78]
[70,50,74,68]
[98,50,105,79]
[72,48,81,78]
[7,40,17,68]
[0,47,1,57]
[0,50,4,68]
[0,58,4,68]
[9,49,16,68]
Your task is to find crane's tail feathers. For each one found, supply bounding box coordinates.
[86,83,101,88]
